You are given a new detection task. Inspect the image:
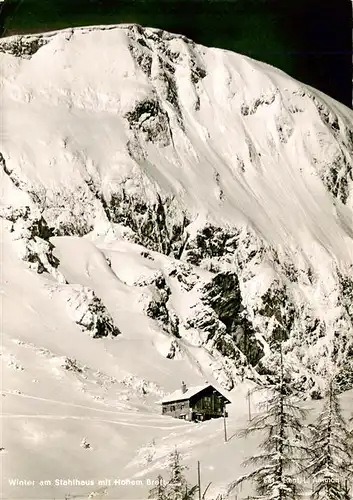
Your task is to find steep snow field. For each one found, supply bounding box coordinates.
[1,24,353,499]
[1,226,249,499]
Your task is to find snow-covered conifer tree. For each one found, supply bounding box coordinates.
[227,346,309,499]
[303,379,353,500]
[164,448,198,500]
[148,448,198,500]
[148,475,167,500]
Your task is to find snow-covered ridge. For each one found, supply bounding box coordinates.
[0,24,193,58]
[1,24,353,399]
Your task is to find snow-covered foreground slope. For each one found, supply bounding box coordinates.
[1,24,353,499]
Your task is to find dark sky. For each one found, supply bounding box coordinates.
[1,0,352,107]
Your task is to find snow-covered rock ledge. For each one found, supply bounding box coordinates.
[46,283,121,339]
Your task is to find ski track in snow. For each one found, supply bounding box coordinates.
[2,391,195,428]
[1,413,193,430]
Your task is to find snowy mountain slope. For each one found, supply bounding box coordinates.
[1,21,353,386]
[1,23,353,498]
[1,226,224,499]
[1,23,353,392]
[1,324,352,500]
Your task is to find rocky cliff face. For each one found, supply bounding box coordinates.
[1,24,353,397]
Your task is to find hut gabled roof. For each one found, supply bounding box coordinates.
[159,384,231,404]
